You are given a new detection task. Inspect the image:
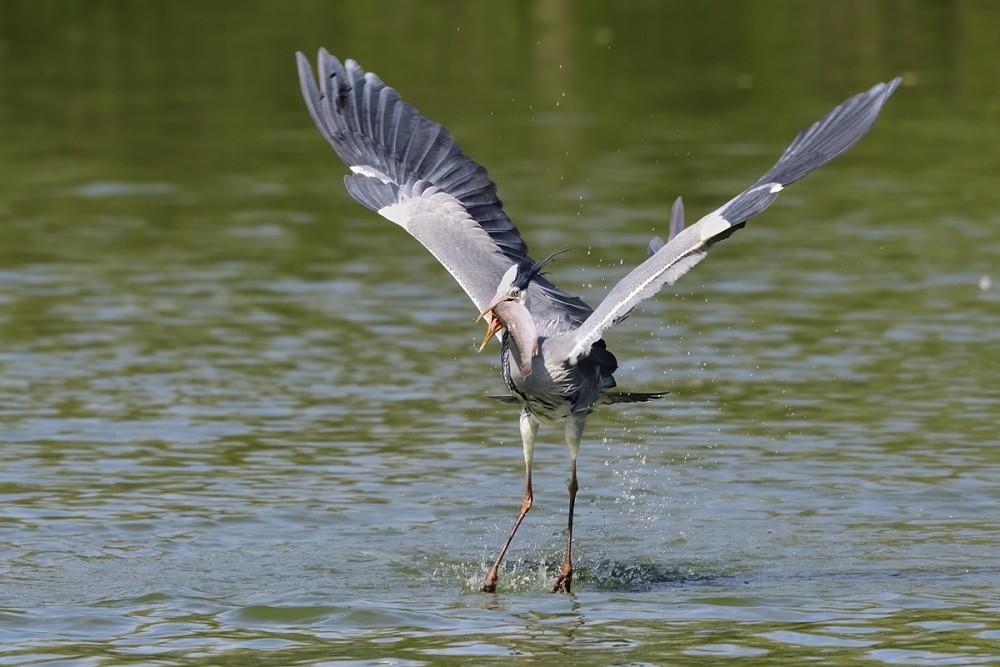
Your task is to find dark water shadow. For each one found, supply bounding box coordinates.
[444,554,1000,596]
[583,558,734,592]
[444,556,740,594]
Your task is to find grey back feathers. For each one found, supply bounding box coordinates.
[647,196,686,257]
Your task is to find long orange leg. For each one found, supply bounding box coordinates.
[482,410,538,593]
[552,414,585,594]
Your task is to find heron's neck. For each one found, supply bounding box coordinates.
[500,331,515,392]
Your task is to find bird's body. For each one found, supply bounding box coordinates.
[296,48,900,593]
[502,338,581,424]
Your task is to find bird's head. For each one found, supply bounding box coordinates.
[475,252,565,376]
[478,250,565,319]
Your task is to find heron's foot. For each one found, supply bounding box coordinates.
[552,567,573,594]
[481,567,499,593]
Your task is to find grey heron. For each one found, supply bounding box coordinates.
[296,48,900,593]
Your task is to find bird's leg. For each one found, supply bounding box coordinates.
[553,414,585,594]
[482,410,538,593]
[551,458,578,593]
[480,467,531,593]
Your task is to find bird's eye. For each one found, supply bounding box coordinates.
[510,287,521,298]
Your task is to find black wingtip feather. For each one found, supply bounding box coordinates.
[757,77,902,188]
[719,76,901,229]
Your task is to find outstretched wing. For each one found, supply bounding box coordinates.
[556,77,902,365]
[296,49,592,328]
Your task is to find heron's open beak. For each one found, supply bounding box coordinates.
[476,300,539,377]
[475,290,511,351]
[477,311,504,352]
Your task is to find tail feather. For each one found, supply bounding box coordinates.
[599,391,668,405]
[487,391,667,406]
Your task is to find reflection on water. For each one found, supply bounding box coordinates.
[2,1,1000,664]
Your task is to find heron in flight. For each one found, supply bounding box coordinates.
[296,48,900,593]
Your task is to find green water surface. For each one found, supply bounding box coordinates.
[2,1,999,665]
